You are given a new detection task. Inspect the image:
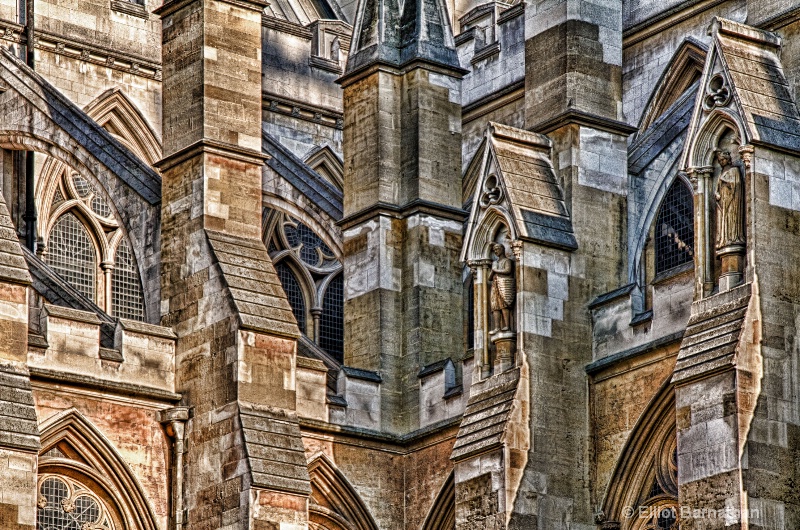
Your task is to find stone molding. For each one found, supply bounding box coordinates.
[338,199,467,230]
[263,92,343,130]
[0,21,161,80]
[154,138,269,172]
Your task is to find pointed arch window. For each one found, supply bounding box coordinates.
[655,179,694,274]
[37,475,115,530]
[319,275,343,362]
[264,209,343,361]
[48,212,97,301]
[275,261,307,333]
[42,167,146,320]
[112,238,145,320]
[37,409,160,530]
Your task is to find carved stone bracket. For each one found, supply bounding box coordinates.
[738,144,754,170]
[510,239,523,261]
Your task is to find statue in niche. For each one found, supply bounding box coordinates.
[714,150,745,250]
[489,243,515,333]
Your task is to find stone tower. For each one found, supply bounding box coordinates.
[339,0,466,434]
[155,0,310,528]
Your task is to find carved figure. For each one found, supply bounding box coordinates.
[489,243,515,333]
[331,36,340,63]
[714,150,744,250]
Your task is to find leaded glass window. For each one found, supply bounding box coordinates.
[37,475,114,530]
[319,275,343,362]
[655,180,694,274]
[275,262,307,333]
[42,167,146,320]
[265,208,343,360]
[47,213,96,301]
[112,238,145,320]
[283,216,337,268]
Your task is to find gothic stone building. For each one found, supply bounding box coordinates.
[0,0,799,529]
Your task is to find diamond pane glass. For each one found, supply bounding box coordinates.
[655,180,694,274]
[112,238,145,321]
[275,262,306,333]
[47,213,96,301]
[319,274,343,362]
[71,175,93,199]
[91,194,112,218]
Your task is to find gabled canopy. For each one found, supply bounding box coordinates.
[461,122,577,262]
[682,18,800,168]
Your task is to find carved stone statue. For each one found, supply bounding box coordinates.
[489,243,515,333]
[714,150,745,250]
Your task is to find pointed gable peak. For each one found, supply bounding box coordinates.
[462,123,577,262]
[345,0,402,74]
[398,0,460,68]
[682,17,800,168]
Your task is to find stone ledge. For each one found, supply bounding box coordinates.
[29,367,181,402]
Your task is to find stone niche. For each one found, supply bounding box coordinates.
[468,219,517,378]
[462,122,577,381]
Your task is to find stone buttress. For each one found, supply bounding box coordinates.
[154,0,310,528]
[673,18,800,530]
[0,192,37,530]
[338,0,467,434]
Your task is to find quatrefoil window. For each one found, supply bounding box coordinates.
[37,475,114,530]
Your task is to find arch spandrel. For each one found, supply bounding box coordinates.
[38,408,161,530]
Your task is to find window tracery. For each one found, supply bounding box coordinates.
[41,167,145,320]
[37,475,115,530]
[264,209,343,362]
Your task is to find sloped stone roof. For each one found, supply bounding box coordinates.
[629,81,698,175]
[463,122,577,259]
[451,367,520,461]
[672,282,751,383]
[206,230,300,339]
[491,124,577,249]
[0,193,29,286]
[0,49,161,204]
[263,131,343,221]
[0,361,39,452]
[239,403,311,494]
[714,19,800,153]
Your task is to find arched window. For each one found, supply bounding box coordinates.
[264,209,343,360]
[112,238,145,320]
[48,212,97,301]
[42,168,146,321]
[655,179,694,274]
[275,261,307,333]
[37,475,115,530]
[319,275,344,362]
[37,409,160,530]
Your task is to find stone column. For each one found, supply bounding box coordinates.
[468,259,491,379]
[100,260,113,314]
[340,0,466,434]
[155,0,310,527]
[519,1,630,527]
